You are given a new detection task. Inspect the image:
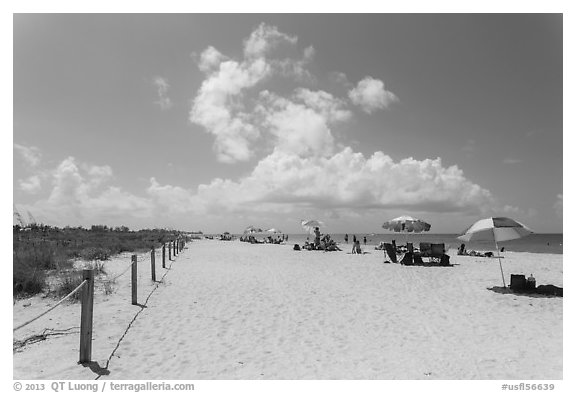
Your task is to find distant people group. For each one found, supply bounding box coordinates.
[301,228,342,251]
[240,234,288,244]
[457,243,495,257]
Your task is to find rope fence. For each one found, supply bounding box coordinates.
[13,279,88,332]
[13,235,189,364]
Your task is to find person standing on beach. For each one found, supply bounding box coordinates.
[363,236,367,245]
[353,234,357,244]
[314,227,321,247]
[344,234,349,243]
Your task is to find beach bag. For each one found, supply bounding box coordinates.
[510,274,526,291]
[293,244,301,251]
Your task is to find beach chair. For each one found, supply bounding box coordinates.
[383,243,398,263]
[419,242,432,258]
[413,253,424,265]
[429,243,446,263]
[400,252,414,265]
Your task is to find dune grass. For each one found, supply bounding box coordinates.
[13,225,182,298]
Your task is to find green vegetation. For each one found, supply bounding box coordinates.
[13,224,182,298]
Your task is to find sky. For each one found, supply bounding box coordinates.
[11,13,564,234]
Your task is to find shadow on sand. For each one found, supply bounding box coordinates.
[487,286,563,298]
[81,361,110,376]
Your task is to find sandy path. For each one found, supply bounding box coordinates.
[96,240,562,380]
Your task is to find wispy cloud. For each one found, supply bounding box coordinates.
[153,77,173,110]
[503,158,523,164]
[19,175,42,193]
[554,194,562,218]
[14,143,42,167]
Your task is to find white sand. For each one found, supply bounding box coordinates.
[13,240,563,380]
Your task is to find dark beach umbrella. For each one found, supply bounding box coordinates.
[382,215,432,233]
[382,215,431,245]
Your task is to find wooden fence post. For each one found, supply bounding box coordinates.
[151,247,156,282]
[79,269,94,364]
[168,242,172,261]
[175,239,178,256]
[131,255,137,305]
[162,243,166,268]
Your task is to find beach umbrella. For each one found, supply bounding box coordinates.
[301,219,325,234]
[382,215,431,245]
[266,228,282,234]
[243,225,263,234]
[457,217,533,288]
[382,215,432,233]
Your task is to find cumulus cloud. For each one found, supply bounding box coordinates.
[29,157,153,226]
[192,147,496,215]
[19,149,507,229]
[153,77,173,110]
[190,24,328,163]
[19,175,42,193]
[349,76,398,113]
[197,46,228,73]
[14,143,41,167]
[256,89,351,157]
[243,23,298,59]
[190,54,271,162]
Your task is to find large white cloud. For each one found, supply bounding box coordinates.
[18,151,504,229]
[349,76,398,113]
[190,24,340,163]
[193,147,496,215]
[28,157,153,226]
[256,89,351,158]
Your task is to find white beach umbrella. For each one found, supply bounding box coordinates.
[457,217,533,287]
[266,228,282,234]
[301,219,325,234]
[244,225,263,234]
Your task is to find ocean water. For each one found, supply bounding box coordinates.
[274,233,563,255]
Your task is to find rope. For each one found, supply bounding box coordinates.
[13,279,88,332]
[103,257,138,283]
[101,249,154,283]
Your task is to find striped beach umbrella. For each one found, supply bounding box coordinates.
[382,215,431,233]
[382,215,432,247]
[458,217,533,287]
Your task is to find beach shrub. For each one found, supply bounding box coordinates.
[53,271,84,301]
[80,247,111,261]
[92,260,107,275]
[103,280,115,296]
[13,259,46,297]
[13,225,182,298]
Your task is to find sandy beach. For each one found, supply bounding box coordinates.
[13,239,563,380]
